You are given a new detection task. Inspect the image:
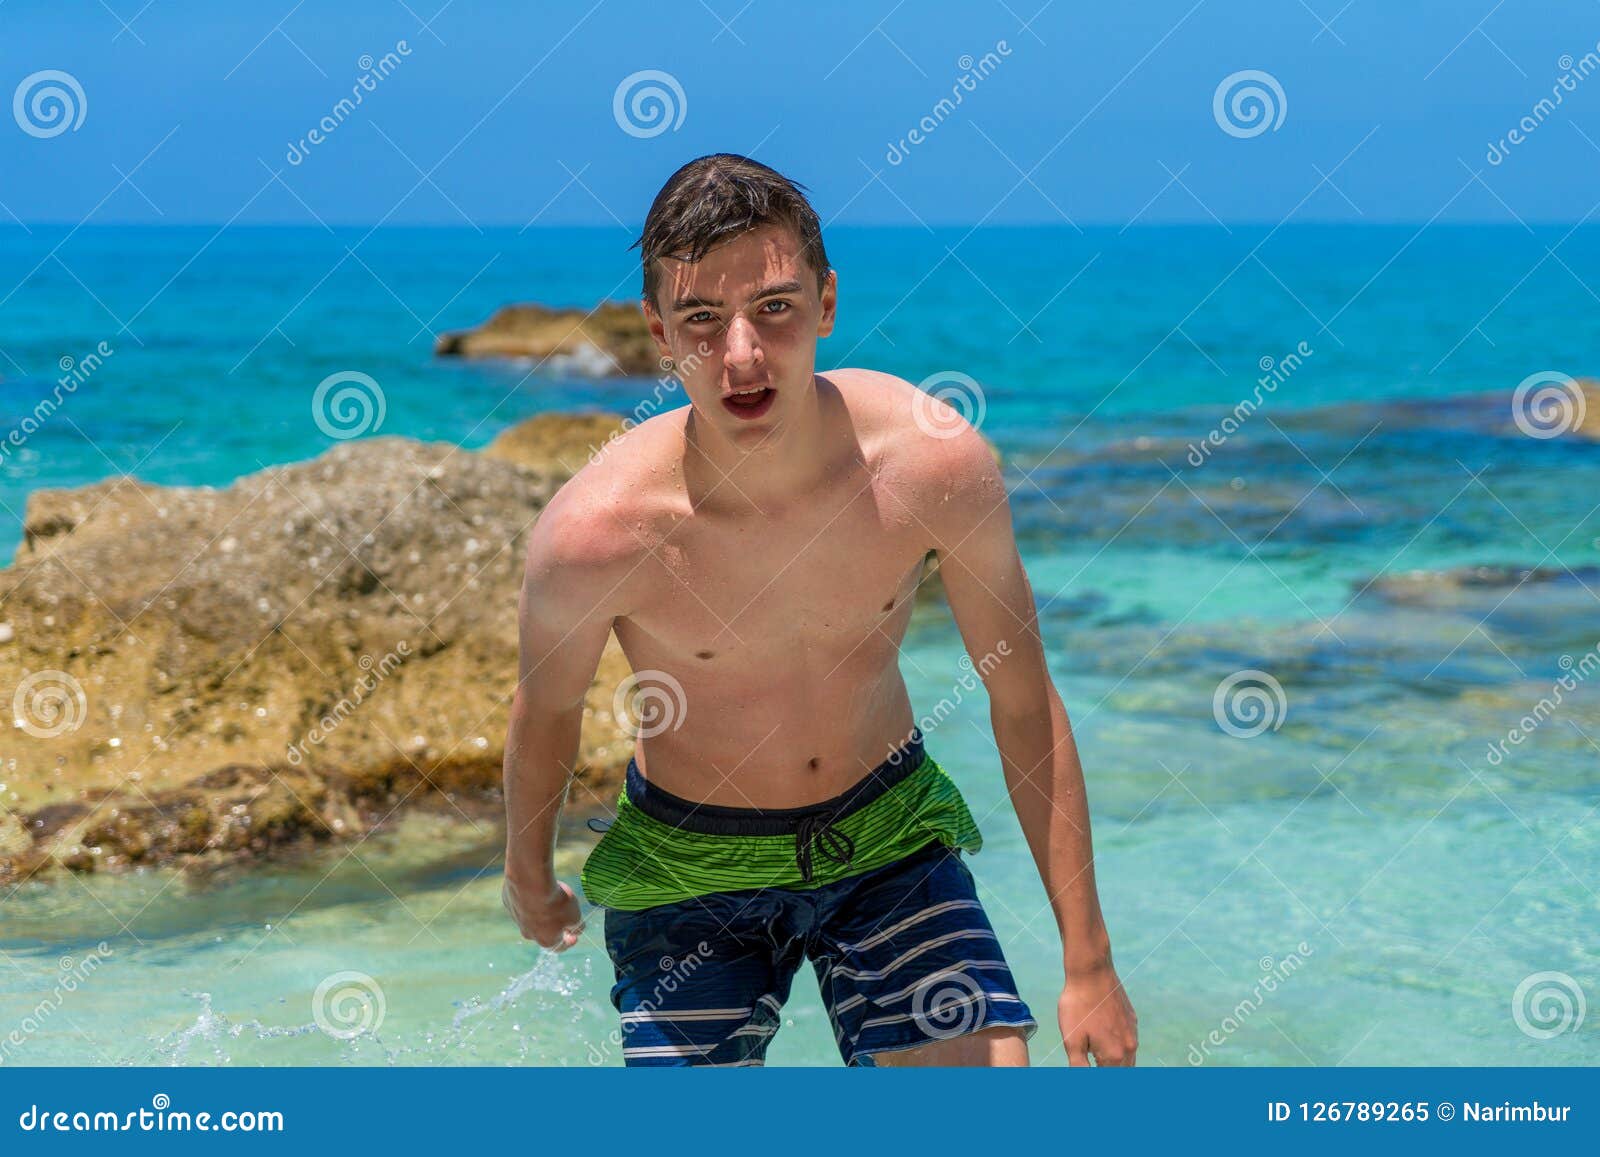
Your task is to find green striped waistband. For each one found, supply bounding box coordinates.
[578,747,983,912]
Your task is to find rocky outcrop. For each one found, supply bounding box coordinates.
[0,416,640,882]
[435,302,660,377]
[480,411,630,475]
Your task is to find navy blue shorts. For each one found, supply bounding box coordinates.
[600,840,1039,1066]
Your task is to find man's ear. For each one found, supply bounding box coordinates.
[641,296,672,363]
[816,269,838,339]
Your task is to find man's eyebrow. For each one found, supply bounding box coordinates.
[670,279,805,313]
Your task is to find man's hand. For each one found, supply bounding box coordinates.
[1058,960,1138,1066]
[502,874,585,951]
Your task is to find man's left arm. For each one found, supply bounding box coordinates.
[923,423,1139,1067]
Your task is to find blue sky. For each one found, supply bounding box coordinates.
[2,0,1599,225]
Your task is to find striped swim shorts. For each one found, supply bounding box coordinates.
[589,730,1039,1066]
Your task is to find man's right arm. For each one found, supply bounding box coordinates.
[501,484,634,950]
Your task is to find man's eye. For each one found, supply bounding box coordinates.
[761,300,791,314]
[687,311,715,324]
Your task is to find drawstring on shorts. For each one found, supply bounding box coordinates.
[794,811,856,883]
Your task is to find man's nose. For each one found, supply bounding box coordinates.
[724,315,762,369]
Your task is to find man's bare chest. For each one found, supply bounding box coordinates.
[619,480,930,664]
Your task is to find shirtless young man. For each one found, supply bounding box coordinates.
[501,153,1138,1068]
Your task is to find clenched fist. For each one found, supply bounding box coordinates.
[502,874,585,951]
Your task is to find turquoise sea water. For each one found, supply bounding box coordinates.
[1,225,1597,1066]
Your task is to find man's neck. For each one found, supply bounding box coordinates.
[681,375,838,515]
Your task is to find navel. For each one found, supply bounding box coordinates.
[695,649,715,660]
[881,599,895,612]
[807,756,821,771]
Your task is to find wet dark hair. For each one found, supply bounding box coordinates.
[632,153,831,308]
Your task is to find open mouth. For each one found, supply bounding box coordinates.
[722,386,776,419]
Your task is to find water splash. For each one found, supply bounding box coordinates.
[143,953,591,1066]
[449,951,584,1032]
[147,991,324,1066]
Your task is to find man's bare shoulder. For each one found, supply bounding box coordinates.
[526,410,686,587]
[823,366,1000,500]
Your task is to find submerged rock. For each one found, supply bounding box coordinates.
[1359,563,1600,604]
[1578,379,1600,440]
[435,302,659,377]
[0,416,640,882]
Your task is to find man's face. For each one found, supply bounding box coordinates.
[643,222,837,446]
